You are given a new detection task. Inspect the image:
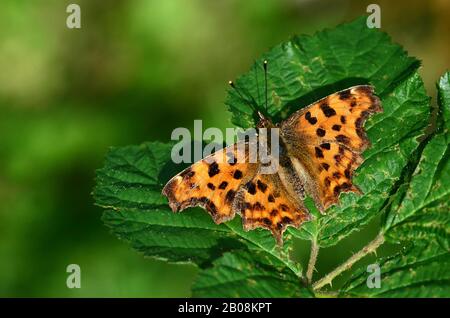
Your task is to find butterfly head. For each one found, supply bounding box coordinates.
[230,60,276,129]
[256,110,275,128]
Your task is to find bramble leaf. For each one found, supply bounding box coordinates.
[340,72,450,297]
[226,16,419,129]
[95,142,300,274]
[192,251,313,298]
[382,71,449,248]
[342,241,450,297]
[93,18,447,298]
[438,71,450,130]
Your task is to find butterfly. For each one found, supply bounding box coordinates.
[162,62,382,245]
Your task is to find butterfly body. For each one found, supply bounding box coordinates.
[163,85,382,244]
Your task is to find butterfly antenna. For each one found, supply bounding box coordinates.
[263,60,268,115]
[254,62,262,109]
[228,80,265,121]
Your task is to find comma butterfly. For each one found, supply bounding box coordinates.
[162,61,382,245]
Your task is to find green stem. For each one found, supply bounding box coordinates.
[306,238,319,284]
[312,232,385,291]
[314,291,339,298]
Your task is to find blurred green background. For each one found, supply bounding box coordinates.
[0,0,448,297]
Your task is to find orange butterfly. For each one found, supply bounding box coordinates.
[163,63,382,245]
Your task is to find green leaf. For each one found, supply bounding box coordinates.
[101,208,244,266]
[94,141,175,211]
[341,72,450,297]
[383,132,449,247]
[93,18,444,298]
[438,71,450,129]
[192,251,312,298]
[382,72,450,248]
[342,241,450,297]
[226,17,419,129]
[95,142,300,273]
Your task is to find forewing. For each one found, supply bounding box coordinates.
[162,142,258,223]
[280,85,382,211]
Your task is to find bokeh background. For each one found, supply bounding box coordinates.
[0,0,448,297]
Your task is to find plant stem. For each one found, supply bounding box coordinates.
[314,290,339,298]
[312,232,385,291]
[306,238,319,284]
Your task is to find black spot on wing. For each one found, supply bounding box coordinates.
[253,202,264,211]
[208,162,220,177]
[305,111,318,125]
[338,89,351,100]
[246,182,256,195]
[225,189,236,204]
[281,216,292,224]
[344,167,351,179]
[233,170,243,179]
[218,181,228,190]
[180,168,195,179]
[315,147,324,158]
[336,134,350,145]
[333,185,341,196]
[316,128,326,137]
[341,182,352,191]
[355,85,373,96]
[320,102,336,117]
[198,197,217,216]
[256,180,268,193]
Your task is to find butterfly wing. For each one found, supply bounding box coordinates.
[162,142,259,224]
[236,173,311,245]
[280,85,382,211]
